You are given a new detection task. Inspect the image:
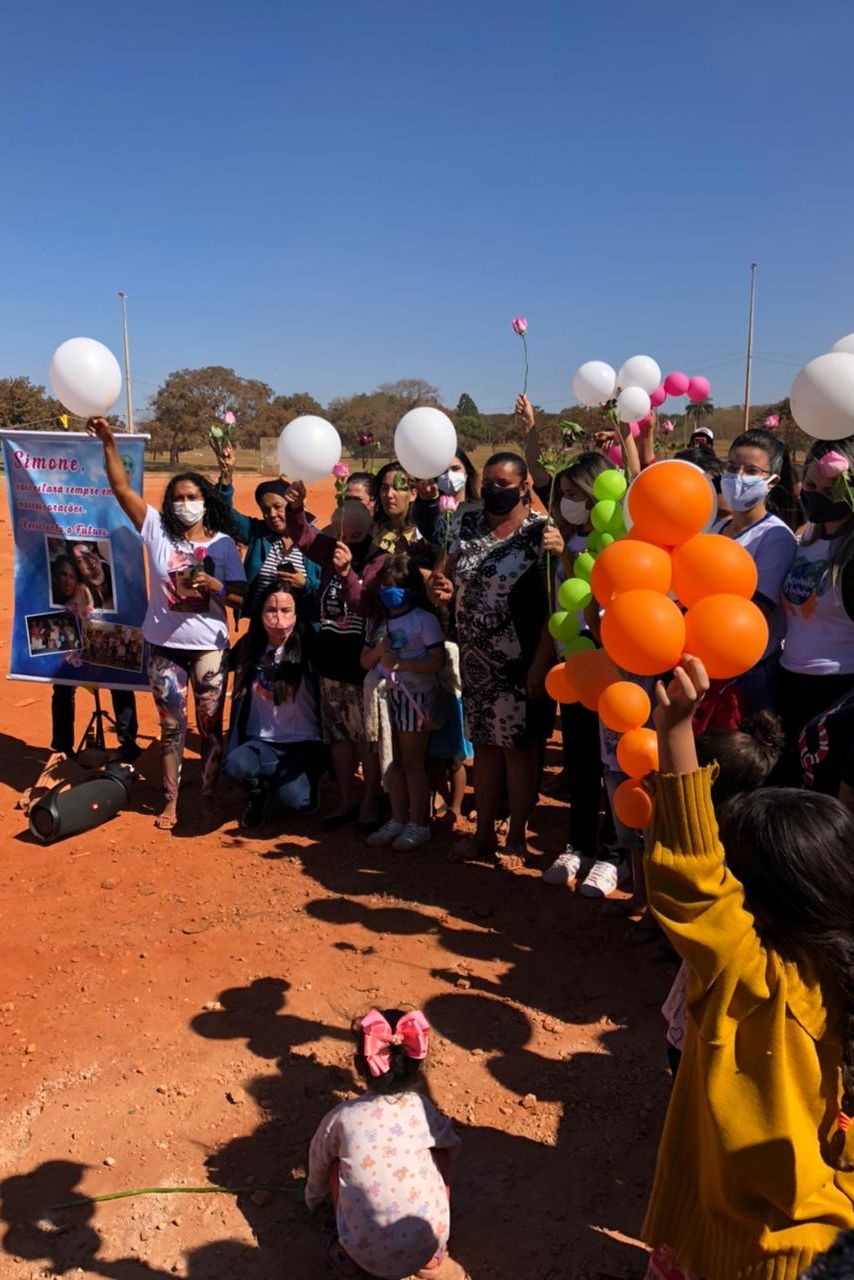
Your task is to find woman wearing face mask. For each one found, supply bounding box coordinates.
[89,418,246,829]
[286,481,388,829]
[412,451,481,552]
[212,441,320,618]
[223,583,324,832]
[780,436,854,752]
[429,453,563,867]
[713,429,799,715]
[373,462,420,556]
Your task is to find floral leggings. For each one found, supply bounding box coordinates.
[147,644,229,802]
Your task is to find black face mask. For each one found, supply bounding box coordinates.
[801,489,851,525]
[482,484,522,516]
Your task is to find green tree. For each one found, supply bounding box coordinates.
[456,392,479,418]
[147,366,274,464]
[684,398,715,447]
[377,378,440,409]
[0,377,64,429]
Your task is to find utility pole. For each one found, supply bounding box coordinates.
[743,262,757,432]
[118,291,134,433]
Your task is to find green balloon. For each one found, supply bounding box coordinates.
[563,635,595,657]
[557,612,580,642]
[574,553,596,582]
[548,611,569,640]
[598,532,616,549]
[558,577,593,611]
[587,532,605,554]
[591,500,617,532]
[593,470,628,503]
[605,506,627,535]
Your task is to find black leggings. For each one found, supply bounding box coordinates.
[560,701,616,862]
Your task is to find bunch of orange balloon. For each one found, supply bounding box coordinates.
[545,460,768,831]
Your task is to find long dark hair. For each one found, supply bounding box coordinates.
[236,580,311,703]
[161,472,239,544]
[51,553,83,602]
[719,788,854,1169]
[374,461,416,533]
[453,448,480,502]
[730,428,801,531]
[803,437,854,584]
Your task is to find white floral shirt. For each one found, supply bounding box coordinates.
[305,1090,460,1279]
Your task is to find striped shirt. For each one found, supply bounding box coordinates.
[257,540,306,588]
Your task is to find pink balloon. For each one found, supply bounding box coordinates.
[628,420,641,438]
[650,385,667,407]
[664,371,690,396]
[607,444,623,466]
[687,375,711,403]
[635,413,652,429]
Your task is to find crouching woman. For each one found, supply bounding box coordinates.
[224,582,325,830]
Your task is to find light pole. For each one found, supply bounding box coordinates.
[118,291,134,433]
[743,262,757,432]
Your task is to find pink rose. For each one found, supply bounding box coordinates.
[511,316,528,336]
[332,462,350,479]
[193,546,207,561]
[223,410,236,426]
[763,414,780,428]
[817,451,850,480]
[438,494,457,513]
[661,419,675,434]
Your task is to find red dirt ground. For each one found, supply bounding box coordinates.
[0,473,673,1280]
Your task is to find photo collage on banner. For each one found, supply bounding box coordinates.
[1,430,149,690]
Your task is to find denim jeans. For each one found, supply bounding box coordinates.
[222,738,323,811]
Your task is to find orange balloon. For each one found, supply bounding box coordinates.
[626,460,715,547]
[600,589,687,677]
[590,538,672,606]
[572,649,621,712]
[545,663,578,704]
[683,594,769,679]
[616,727,660,779]
[598,681,652,734]
[613,778,654,829]
[671,534,758,608]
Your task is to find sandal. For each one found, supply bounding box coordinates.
[154,812,178,831]
[496,845,527,871]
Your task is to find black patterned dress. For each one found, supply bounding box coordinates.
[453,510,549,749]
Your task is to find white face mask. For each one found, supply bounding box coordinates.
[172,499,205,526]
[720,473,774,513]
[560,497,589,525]
[437,468,466,496]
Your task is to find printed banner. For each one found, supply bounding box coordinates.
[1,430,149,689]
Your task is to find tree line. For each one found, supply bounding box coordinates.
[0,368,808,464]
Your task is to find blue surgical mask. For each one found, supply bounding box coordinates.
[379,586,410,609]
[720,472,772,513]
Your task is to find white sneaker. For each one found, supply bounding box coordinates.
[579,859,629,898]
[366,820,405,847]
[392,823,432,851]
[543,846,592,886]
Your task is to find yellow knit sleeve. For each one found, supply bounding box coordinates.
[646,768,772,1015]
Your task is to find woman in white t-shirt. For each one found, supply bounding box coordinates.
[223,582,323,831]
[89,419,246,829]
[781,435,854,750]
[714,428,799,714]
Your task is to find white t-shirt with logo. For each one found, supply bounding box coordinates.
[141,505,246,650]
[781,534,854,675]
[245,646,321,743]
[713,514,797,657]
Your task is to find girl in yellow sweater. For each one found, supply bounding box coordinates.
[644,655,854,1280]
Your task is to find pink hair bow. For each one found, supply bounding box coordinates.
[360,1009,430,1077]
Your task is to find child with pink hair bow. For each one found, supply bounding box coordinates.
[305,1007,467,1280]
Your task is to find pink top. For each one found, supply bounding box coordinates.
[305,1090,460,1279]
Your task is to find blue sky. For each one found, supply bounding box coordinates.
[2,0,853,418]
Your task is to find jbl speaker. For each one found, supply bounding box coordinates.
[28,764,133,845]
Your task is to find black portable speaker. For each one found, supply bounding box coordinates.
[28,764,133,845]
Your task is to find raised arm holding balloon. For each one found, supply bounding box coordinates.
[88,417,247,830]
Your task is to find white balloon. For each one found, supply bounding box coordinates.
[616,385,651,424]
[277,415,342,482]
[617,354,661,394]
[831,332,854,357]
[571,360,616,407]
[49,337,122,418]
[393,407,457,479]
[790,353,854,441]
